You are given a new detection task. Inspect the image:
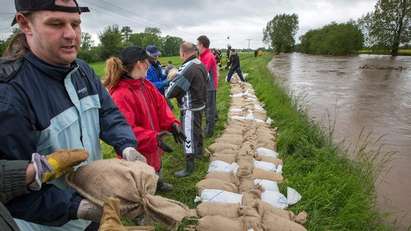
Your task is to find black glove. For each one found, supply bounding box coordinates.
[157,131,173,153]
[171,123,186,144]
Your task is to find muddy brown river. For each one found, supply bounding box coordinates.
[268,53,411,230]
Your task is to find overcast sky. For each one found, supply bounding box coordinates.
[0,0,376,49]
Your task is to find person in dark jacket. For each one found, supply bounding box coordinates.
[226,49,245,82]
[165,42,208,177]
[1,0,144,230]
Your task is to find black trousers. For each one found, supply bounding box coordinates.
[181,110,203,156]
[204,90,217,137]
[227,67,245,82]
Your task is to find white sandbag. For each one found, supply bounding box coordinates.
[230,108,243,113]
[254,179,279,192]
[287,187,302,205]
[261,191,288,209]
[276,165,283,174]
[195,189,243,204]
[254,160,277,172]
[208,160,239,174]
[256,148,279,159]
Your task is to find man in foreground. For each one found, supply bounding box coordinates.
[1,0,144,230]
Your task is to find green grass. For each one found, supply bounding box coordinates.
[240,52,392,231]
[90,57,231,230]
[358,49,411,56]
[90,56,183,78]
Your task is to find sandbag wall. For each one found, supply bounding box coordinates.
[194,79,307,231]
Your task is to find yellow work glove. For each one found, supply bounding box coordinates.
[30,149,88,190]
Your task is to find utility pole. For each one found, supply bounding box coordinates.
[246,39,252,50]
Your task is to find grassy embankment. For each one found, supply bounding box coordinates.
[91,53,390,230]
[358,49,411,56]
[241,52,391,231]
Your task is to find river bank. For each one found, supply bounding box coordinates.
[241,53,390,230]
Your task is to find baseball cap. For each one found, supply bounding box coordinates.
[12,0,90,26]
[119,46,150,67]
[146,45,161,57]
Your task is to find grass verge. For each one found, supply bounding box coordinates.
[241,52,391,231]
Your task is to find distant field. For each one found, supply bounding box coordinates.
[90,56,182,78]
[358,49,411,56]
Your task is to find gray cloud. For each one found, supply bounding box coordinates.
[1,0,376,49]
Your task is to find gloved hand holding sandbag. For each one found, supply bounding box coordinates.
[167,68,178,80]
[29,149,88,190]
[66,159,193,228]
[99,197,155,231]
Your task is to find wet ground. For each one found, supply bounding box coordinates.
[269,53,411,230]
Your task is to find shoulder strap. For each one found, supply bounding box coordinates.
[0,58,23,83]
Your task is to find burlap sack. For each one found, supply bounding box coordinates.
[99,198,154,231]
[257,140,276,151]
[242,190,261,207]
[66,159,192,228]
[196,178,238,194]
[197,216,244,231]
[210,153,237,163]
[252,168,284,182]
[215,137,243,146]
[237,156,254,177]
[257,201,294,221]
[205,172,239,185]
[208,143,239,153]
[196,202,240,218]
[255,156,283,165]
[238,176,256,192]
[262,212,307,231]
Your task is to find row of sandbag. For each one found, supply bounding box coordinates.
[193,81,307,231]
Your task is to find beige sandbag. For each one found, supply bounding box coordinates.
[238,176,255,192]
[208,143,239,153]
[294,211,309,225]
[237,156,254,177]
[255,156,283,165]
[196,178,238,194]
[210,154,237,164]
[99,198,154,231]
[257,201,294,221]
[242,190,261,207]
[197,216,243,231]
[215,136,243,146]
[205,172,239,185]
[196,202,240,218]
[257,140,276,150]
[262,212,307,231]
[252,168,284,182]
[66,159,192,228]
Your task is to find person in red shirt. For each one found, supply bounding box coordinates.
[197,35,219,137]
[103,46,186,192]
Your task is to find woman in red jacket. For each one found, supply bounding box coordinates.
[103,46,186,192]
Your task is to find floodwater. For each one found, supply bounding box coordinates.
[268,53,411,230]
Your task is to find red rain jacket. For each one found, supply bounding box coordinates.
[110,78,179,171]
[199,48,219,90]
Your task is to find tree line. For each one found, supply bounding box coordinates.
[263,0,410,56]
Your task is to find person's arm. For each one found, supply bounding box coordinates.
[211,57,219,89]
[0,160,30,204]
[146,67,170,91]
[84,67,137,154]
[165,73,191,99]
[111,91,158,156]
[153,86,179,131]
[0,84,81,226]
